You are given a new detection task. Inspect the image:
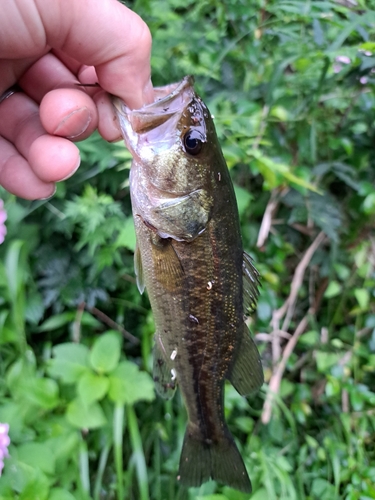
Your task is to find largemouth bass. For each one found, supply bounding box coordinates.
[113,76,263,493]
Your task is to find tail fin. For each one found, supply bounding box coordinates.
[177,425,252,493]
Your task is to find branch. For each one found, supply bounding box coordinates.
[256,188,281,248]
[88,306,139,344]
[261,231,327,424]
[261,310,312,424]
[278,231,326,332]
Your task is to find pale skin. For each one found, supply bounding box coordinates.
[0,0,154,200]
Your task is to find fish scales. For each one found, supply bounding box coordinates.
[114,76,263,493]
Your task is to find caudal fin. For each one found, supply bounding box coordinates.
[177,426,252,493]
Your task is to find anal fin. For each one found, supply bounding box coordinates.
[228,324,263,396]
[153,332,177,400]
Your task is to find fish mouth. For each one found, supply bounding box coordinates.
[113,76,195,156]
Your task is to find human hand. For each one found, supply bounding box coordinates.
[0,0,153,200]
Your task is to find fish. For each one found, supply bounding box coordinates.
[113,76,263,493]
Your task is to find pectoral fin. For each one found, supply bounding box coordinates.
[243,252,261,314]
[134,243,145,294]
[153,333,177,399]
[228,324,263,396]
[150,235,184,291]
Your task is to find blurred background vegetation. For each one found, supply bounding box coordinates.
[1,0,375,499]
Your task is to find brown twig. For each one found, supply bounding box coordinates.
[255,330,292,342]
[280,231,326,333]
[256,188,281,248]
[72,302,85,343]
[88,306,139,344]
[342,390,349,413]
[261,231,327,424]
[262,309,312,424]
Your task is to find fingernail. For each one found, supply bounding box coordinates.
[59,156,81,181]
[53,107,92,138]
[142,79,154,106]
[39,185,57,200]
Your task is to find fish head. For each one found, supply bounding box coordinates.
[113,76,220,195]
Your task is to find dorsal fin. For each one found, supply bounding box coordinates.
[243,251,261,314]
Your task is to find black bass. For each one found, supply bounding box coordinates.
[113,76,263,493]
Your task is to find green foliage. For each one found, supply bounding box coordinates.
[1,0,375,499]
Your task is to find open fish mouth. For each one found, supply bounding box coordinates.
[113,76,195,148]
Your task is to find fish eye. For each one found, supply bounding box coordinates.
[183,129,204,155]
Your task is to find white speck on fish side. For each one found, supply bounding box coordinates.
[170,349,177,360]
[207,281,213,290]
[189,314,199,324]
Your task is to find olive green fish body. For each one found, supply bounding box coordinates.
[114,77,263,493]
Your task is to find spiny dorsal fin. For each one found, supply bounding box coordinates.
[243,251,261,314]
[153,332,177,400]
[228,324,263,396]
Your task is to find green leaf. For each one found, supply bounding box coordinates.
[49,489,76,500]
[299,330,319,346]
[108,361,155,405]
[90,331,121,374]
[19,469,50,500]
[38,311,101,332]
[234,185,253,217]
[362,192,375,215]
[48,343,90,383]
[245,489,269,500]
[249,150,320,192]
[308,192,342,242]
[17,442,55,475]
[115,217,137,252]
[354,288,370,310]
[324,281,341,298]
[66,398,107,429]
[4,240,25,304]
[311,478,335,499]
[25,378,59,410]
[316,352,341,373]
[6,456,50,500]
[197,496,228,500]
[234,416,254,433]
[38,312,75,332]
[25,292,44,325]
[77,372,109,407]
[6,353,36,397]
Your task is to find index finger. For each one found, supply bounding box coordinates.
[6,0,153,109]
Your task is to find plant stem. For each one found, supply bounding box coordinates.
[114,404,125,500]
[93,438,111,500]
[5,240,27,355]
[127,405,150,500]
[79,436,90,495]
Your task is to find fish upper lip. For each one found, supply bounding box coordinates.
[144,75,194,112]
[113,76,195,134]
